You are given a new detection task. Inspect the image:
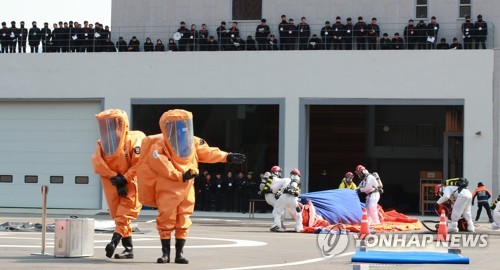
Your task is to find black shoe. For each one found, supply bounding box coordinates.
[105,232,122,258]
[114,236,134,259]
[174,238,189,264]
[157,239,170,264]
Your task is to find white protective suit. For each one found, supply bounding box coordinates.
[259,174,288,230]
[359,173,381,225]
[491,203,500,230]
[437,185,474,232]
[271,176,303,232]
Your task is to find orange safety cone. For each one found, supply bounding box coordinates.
[359,208,370,239]
[437,209,448,242]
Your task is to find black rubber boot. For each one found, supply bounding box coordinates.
[105,232,122,258]
[157,239,171,263]
[114,236,134,259]
[174,238,189,264]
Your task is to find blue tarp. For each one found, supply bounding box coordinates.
[351,250,470,264]
[300,189,363,224]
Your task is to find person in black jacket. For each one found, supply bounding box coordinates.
[367,18,379,50]
[187,24,198,51]
[391,32,404,49]
[228,22,240,43]
[415,19,427,50]
[379,33,391,50]
[41,22,51,53]
[144,37,154,52]
[278,15,287,50]
[354,17,367,50]
[426,16,439,49]
[436,38,449,49]
[320,21,333,50]
[450,37,463,49]
[216,21,228,51]
[332,16,344,50]
[17,21,28,53]
[284,18,297,50]
[229,35,245,51]
[80,21,93,52]
[127,36,140,52]
[0,22,9,53]
[206,36,218,51]
[61,22,71,52]
[9,21,18,53]
[307,34,322,50]
[212,173,225,211]
[255,18,270,50]
[297,17,310,50]
[167,38,178,51]
[245,35,256,51]
[225,171,235,212]
[102,37,116,52]
[404,19,418,49]
[28,21,41,53]
[116,37,127,52]
[267,34,278,50]
[154,39,165,51]
[235,172,245,212]
[474,14,487,49]
[344,18,354,50]
[461,16,474,49]
[198,24,209,51]
[177,21,188,51]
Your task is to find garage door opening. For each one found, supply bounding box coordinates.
[132,104,279,178]
[307,105,463,214]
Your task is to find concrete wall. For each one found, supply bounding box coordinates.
[111,0,498,47]
[0,50,495,196]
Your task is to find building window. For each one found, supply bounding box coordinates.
[0,175,13,183]
[416,0,428,19]
[50,176,64,184]
[232,0,262,20]
[25,175,38,183]
[459,0,472,18]
[75,176,89,184]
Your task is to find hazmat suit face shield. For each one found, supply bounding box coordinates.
[98,117,124,157]
[164,119,194,158]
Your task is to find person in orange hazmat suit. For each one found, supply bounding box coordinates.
[91,109,145,259]
[138,109,245,264]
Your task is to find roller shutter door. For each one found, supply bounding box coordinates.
[0,101,101,209]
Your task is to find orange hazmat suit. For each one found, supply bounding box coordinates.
[92,109,145,237]
[138,109,245,264]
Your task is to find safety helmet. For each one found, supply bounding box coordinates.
[434,184,444,196]
[355,165,367,179]
[290,168,301,177]
[457,177,469,188]
[270,166,282,177]
[345,172,354,179]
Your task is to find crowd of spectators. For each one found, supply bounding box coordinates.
[194,170,269,213]
[0,14,489,53]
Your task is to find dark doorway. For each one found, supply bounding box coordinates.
[307,104,461,214]
[132,104,279,178]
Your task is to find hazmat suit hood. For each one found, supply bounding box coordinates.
[96,109,129,157]
[159,109,195,165]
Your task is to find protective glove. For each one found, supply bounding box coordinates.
[110,174,127,186]
[182,168,199,182]
[227,153,246,164]
[117,185,128,197]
